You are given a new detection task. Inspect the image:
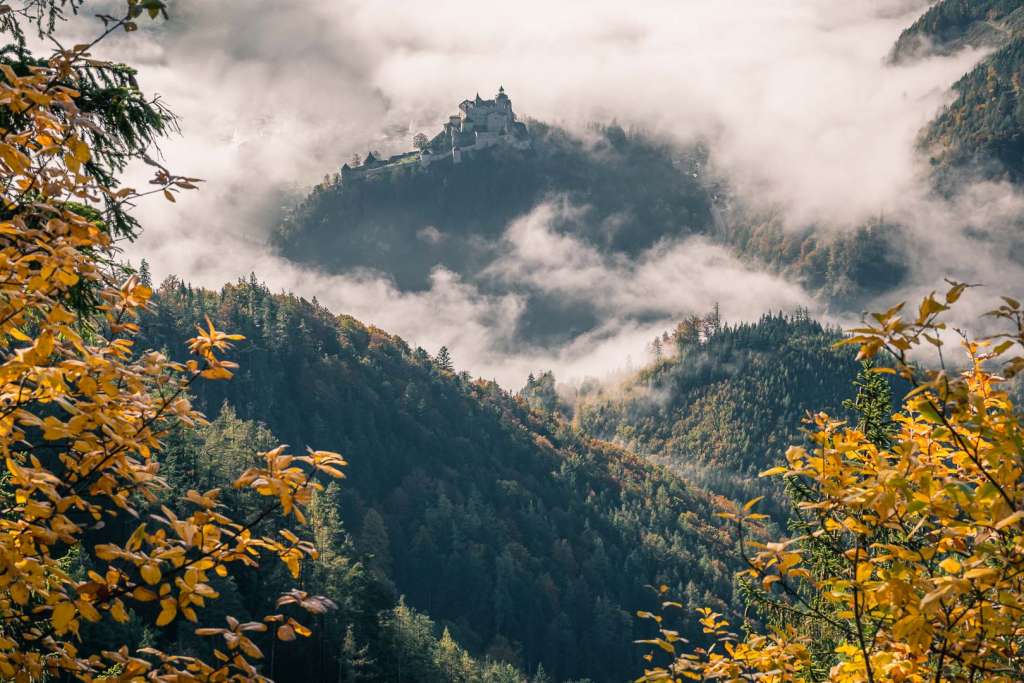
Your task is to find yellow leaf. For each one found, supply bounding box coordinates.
[156,597,177,626]
[140,563,161,585]
[938,557,961,574]
[995,511,1024,530]
[133,587,158,602]
[111,599,129,623]
[758,466,788,477]
[51,601,75,634]
[964,566,998,580]
[76,599,101,622]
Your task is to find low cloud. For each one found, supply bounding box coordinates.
[130,200,819,387]
[487,201,813,320]
[46,0,1020,384]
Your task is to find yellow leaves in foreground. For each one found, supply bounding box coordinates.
[0,8,345,681]
[638,282,1024,683]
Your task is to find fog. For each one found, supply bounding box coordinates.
[52,0,1019,385]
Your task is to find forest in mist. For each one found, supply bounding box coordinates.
[3,1,1024,682]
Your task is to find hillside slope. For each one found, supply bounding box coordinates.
[924,34,1024,182]
[140,277,739,681]
[891,0,1024,184]
[575,312,869,520]
[890,0,1024,62]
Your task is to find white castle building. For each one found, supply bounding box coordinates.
[342,86,530,179]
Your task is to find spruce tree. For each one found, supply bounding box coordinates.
[436,346,454,372]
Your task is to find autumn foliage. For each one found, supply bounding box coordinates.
[0,2,343,680]
[637,283,1024,682]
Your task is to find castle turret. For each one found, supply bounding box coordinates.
[348,87,528,174]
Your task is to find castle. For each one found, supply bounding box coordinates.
[342,86,530,180]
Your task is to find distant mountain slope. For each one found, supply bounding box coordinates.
[889,0,1024,183]
[890,0,1024,62]
[574,312,869,520]
[709,202,908,304]
[923,34,1024,181]
[141,277,739,682]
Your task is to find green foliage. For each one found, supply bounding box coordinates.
[138,405,525,682]
[138,277,741,681]
[710,206,909,305]
[924,33,1024,182]
[519,371,564,416]
[841,362,895,448]
[576,311,872,520]
[890,0,1024,62]
[436,345,454,372]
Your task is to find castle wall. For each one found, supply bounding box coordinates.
[345,91,528,177]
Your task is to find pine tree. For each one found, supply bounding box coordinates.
[842,360,895,448]
[359,508,392,577]
[339,625,372,682]
[138,259,152,288]
[436,346,454,372]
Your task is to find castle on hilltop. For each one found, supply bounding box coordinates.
[342,86,530,180]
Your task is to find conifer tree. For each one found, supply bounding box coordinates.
[139,258,153,288]
[436,345,454,372]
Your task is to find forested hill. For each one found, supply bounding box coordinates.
[272,119,911,333]
[140,277,741,682]
[272,122,712,292]
[891,0,1024,183]
[575,311,868,520]
[924,33,1024,182]
[889,0,1024,63]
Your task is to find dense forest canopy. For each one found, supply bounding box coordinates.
[138,278,749,681]
[889,0,1024,62]
[575,309,871,520]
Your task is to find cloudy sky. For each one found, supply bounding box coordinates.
[56,0,1016,386]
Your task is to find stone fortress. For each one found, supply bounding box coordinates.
[342,86,531,180]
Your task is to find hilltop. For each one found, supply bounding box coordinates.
[273,103,910,346]
[273,120,713,292]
